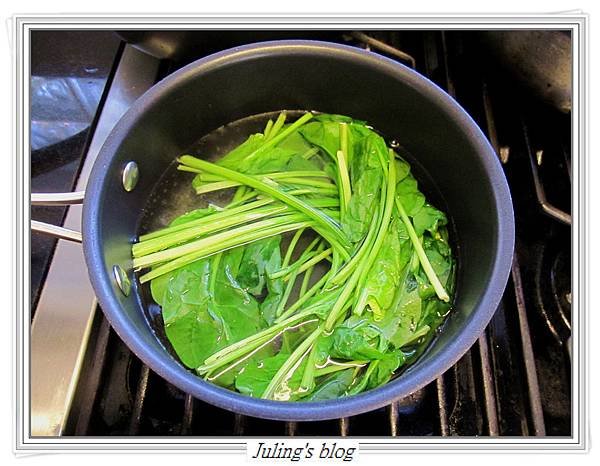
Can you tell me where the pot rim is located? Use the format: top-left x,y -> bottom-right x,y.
83,40 -> 515,421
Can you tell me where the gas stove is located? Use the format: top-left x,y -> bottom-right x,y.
30,29 -> 572,437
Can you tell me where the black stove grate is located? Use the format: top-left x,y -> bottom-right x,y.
63,30 -> 572,437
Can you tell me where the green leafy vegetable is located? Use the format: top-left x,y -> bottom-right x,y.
132,111 -> 456,402
302,369 -> 356,401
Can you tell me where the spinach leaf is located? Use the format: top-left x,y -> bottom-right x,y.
150,259 -> 211,326
150,259 -> 221,368
313,333 -> 333,366
151,247 -> 265,369
301,369 -> 356,401
361,219 -> 403,319
342,170 -> 381,242
330,326 -> 386,361
235,351 -> 308,400
237,237 -> 282,296
165,307 -> 221,369
210,249 -> 263,340
216,133 -> 266,169
313,113 -> 356,124
299,120 -> 342,160
412,203 -> 447,236
260,272 -> 284,326
396,176 -> 425,216
235,352 -> 290,397
239,147 -> 297,174
388,283 -> 423,349
342,134 -> 386,242
394,157 -> 411,183
366,351 -> 405,390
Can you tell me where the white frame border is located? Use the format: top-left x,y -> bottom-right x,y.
13,13 -> 588,454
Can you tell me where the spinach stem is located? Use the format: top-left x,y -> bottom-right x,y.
231,186 -> 247,204
263,119 -> 274,139
275,239 -> 323,317
275,267 -> 300,318
245,112 -> 312,163
274,271 -> 332,323
135,214 -> 306,268
265,112 -> 286,142
199,332 -> 277,376
209,253 -> 222,295
395,197 -> 450,302
300,342 -> 319,391
177,165 -> 202,174
325,152 -> 396,328
337,123 -> 352,209
353,150 -> 398,315
195,170 -> 331,183
347,361 -> 379,396
206,326 -> 283,382
200,310 -> 317,370
298,262 -> 315,297
336,150 -> 352,211
193,175 -> 336,196
138,220 -> 311,283
310,226 -> 350,262
270,238 -> 321,280
261,325 -> 323,400
283,248 -> 332,282
194,180 -> 239,194
177,155 -> 349,251
314,360 -> 367,378
340,122 -> 349,163
327,206 -> 380,286
282,228 -> 305,268
225,189 -> 258,208
138,198 -> 274,242
133,205 -> 290,257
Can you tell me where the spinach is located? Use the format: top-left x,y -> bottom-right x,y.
215,133 -> 266,170
360,219 -> 404,320
236,349 -> 310,401
412,203 -> 447,236
133,111 -> 456,401
366,352 -> 406,390
235,353 -> 290,397
301,369 -> 356,401
396,176 -> 425,216
237,237 -> 282,297
151,248 -> 264,370
330,326 -> 386,361
164,307 -> 221,369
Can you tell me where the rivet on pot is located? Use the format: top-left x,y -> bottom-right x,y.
122,161 -> 139,192
113,265 -> 131,297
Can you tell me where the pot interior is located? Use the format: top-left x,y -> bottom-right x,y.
85,41 -> 512,420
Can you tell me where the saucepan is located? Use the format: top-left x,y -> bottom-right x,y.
31,40 -> 514,421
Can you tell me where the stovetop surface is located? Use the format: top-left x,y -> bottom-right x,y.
30,29 -> 572,437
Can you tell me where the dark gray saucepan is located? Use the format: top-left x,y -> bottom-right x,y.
34,40 -> 514,421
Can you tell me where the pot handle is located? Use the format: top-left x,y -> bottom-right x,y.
31,191 -> 85,243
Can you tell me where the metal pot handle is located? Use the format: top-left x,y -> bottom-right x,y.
31,191 -> 85,243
